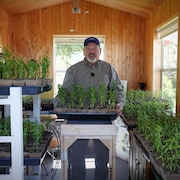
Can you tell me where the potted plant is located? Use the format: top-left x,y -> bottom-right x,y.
76,85 -> 87,112
56,84 -> 67,112
0,117 -> 11,157
122,89 -> 169,129
0,108 -> 53,159
135,109 -> 180,178
26,59 -> 40,79
23,120 -> 32,150
126,89 -> 180,179
1,48 -> 15,79
22,119 -> 52,158
40,53 -> 52,87
23,96 -> 33,110
0,53 -> 4,79
31,122 -> 44,150
108,81 -> 118,111
40,53 -> 50,79
0,117 -> 11,136
25,59 -> 42,87
41,98 -> 54,111
0,48 -> 15,86
68,84 -> 78,111
22,120 -> 51,158
12,56 -> 26,86
98,83 -> 108,112
88,86 -> 97,111
54,82 -> 127,113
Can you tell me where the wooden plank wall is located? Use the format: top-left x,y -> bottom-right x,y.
148,0 -> 180,114
8,0 -> 146,97
0,9 -> 10,52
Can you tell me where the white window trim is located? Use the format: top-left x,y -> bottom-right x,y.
53,35 -> 105,96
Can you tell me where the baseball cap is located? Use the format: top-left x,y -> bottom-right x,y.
84,37 -> 100,46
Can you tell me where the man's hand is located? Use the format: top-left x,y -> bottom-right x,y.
117,103 -> 123,116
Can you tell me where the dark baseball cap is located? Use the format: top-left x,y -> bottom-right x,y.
84,37 -> 100,46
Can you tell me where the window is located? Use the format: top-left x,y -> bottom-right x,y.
156,17 -> 178,113
53,36 -> 105,96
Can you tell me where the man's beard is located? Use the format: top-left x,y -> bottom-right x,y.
86,57 -> 97,64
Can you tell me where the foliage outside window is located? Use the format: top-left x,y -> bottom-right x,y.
156,17 -> 178,114
161,31 -> 178,113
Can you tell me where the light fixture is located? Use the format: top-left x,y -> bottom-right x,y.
70,0 -> 81,14
69,29 -> 76,32
84,10 -> 89,14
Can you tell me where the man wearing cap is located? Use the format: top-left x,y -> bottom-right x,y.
61,37 -> 124,111
54,37 -> 125,180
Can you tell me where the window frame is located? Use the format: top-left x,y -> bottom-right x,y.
53,35 -> 105,96
154,17 -> 178,113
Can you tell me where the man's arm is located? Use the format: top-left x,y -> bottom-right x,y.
110,66 -> 125,114
53,67 -> 75,108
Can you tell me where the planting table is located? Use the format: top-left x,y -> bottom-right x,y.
59,112 -> 117,180
129,130 -> 180,180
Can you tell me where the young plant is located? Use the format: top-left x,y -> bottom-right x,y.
98,83 -> 107,108
57,84 -> 67,107
88,86 -> 97,109
76,85 -> 87,108
135,91 -> 180,173
26,59 -> 40,79
3,117 -> 11,136
32,122 -> 44,150
15,57 -> 26,79
0,53 -> 4,78
108,81 -> 118,109
1,48 -> 15,79
0,117 -> 4,135
40,53 -> 50,79
68,84 -> 78,108
0,117 -> 11,136
157,137 -> 180,172
23,120 -> 31,149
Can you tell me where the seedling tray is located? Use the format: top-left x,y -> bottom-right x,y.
0,86 -> 52,95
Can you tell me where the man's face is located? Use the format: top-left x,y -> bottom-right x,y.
83,42 -> 101,64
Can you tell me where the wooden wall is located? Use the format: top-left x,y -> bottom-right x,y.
0,9 -> 10,52
7,1 -> 146,97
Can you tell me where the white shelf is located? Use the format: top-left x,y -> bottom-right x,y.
0,86 -> 48,180
0,87 -> 24,180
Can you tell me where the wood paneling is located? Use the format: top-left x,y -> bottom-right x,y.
0,0 -> 165,17
8,1 -> 146,95
0,9 -> 10,52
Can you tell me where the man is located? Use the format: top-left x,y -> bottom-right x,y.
54,37 -> 125,180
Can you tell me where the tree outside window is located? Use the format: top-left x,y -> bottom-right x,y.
161,31 -> 178,113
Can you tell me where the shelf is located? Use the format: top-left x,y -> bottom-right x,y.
0,86 -> 52,180
54,111 -> 117,122
0,157 -> 43,166
0,85 -> 52,95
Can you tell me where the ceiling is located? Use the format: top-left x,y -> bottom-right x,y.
0,0 -> 165,17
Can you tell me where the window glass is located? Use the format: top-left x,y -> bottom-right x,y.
162,32 -> 178,69
161,31 -> 178,113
